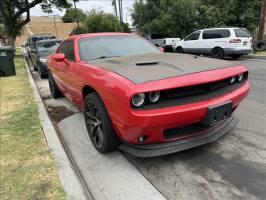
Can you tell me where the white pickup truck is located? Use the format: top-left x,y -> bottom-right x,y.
147,34 -> 180,52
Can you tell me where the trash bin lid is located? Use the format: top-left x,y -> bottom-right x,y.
0,46 -> 14,52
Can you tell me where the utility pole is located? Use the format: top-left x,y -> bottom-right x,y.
118,0 -> 124,32
258,0 -> 266,40
73,0 -> 80,28
53,15 -> 59,38
112,0 -> 118,18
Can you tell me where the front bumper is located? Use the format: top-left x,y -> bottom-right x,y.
120,117 -> 238,157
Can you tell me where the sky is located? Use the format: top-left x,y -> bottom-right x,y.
30,0 -> 136,24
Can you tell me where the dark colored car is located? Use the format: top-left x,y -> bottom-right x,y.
31,39 -> 62,78
25,34 -> 56,67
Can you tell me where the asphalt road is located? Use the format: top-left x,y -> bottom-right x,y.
26,53 -> 266,200
125,59 -> 266,200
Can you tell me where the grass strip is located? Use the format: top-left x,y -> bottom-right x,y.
0,56 -> 65,200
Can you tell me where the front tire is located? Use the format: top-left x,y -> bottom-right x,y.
38,64 -> 47,79
175,46 -> 184,53
48,71 -> 62,99
84,93 -> 119,153
211,47 -> 224,59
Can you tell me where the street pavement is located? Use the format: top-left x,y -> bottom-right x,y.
125,59 -> 266,200
27,55 -> 266,200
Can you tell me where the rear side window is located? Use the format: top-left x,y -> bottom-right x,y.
234,29 -> 251,37
58,41 -> 75,61
202,29 -> 230,39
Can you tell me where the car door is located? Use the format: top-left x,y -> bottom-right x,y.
201,29 -> 231,54
56,40 -> 78,102
182,31 -> 201,54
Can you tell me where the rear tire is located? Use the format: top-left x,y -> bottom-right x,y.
0,71 -> 5,77
211,47 -> 224,59
48,71 -> 62,99
84,92 -> 119,153
231,55 -> 241,60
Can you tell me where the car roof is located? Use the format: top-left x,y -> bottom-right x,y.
199,27 -> 242,31
36,39 -> 62,44
68,32 -> 134,40
30,34 -> 55,38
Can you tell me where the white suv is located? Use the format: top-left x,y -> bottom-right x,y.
173,28 -> 253,59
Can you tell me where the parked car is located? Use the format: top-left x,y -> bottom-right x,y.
173,28 -> 253,59
48,33 -> 250,157
25,34 -> 56,67
31,39 -> 62,78
147,34 -> 180,52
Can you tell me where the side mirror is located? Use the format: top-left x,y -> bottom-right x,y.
159,47 -> 165,52
54,53 -> 66,62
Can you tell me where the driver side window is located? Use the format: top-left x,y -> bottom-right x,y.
185,31 -> 200,41
58,41 -> 76,61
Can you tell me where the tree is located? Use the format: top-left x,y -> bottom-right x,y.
62,8 -> 87,23
70,26 -> 87,35
85,10 -> 121,33
197,0 -> 261,34
0,0 -> 70,47
131,0 -> 261,38
131,0 -> 197,38
0,24 -> 6,43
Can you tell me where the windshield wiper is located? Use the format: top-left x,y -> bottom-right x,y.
87,55 -> 121,61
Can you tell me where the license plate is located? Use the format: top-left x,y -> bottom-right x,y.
243,41 -> 247,46
203,101 -> 232,126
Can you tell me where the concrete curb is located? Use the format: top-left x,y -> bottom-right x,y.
24,58 -> 88,200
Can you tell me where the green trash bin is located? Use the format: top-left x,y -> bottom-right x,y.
0,46 -> 16,77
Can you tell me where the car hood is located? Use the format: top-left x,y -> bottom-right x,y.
88,53 -> 235,84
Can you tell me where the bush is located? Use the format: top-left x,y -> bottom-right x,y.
85,10 -> 121,33
62,8 -> 87,23
70,26 -> 87,35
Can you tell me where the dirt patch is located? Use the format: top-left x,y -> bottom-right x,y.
42,95 -> 52,100
47,105 -> 74,124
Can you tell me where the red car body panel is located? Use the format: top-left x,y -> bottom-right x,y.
48,33 -> 250,148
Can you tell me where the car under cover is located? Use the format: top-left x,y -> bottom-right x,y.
88,53 -> 235,84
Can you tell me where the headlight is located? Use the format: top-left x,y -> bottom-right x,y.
39,57 -> 47,63
148,91 -> 160,103
237,74 -> 244,82
230,76 -> 236,84
132,93 -> 145,107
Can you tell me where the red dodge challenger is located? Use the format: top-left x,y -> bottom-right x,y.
47,32 -> 250,157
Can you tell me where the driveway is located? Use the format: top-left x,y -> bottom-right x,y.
125,59 -> 266,200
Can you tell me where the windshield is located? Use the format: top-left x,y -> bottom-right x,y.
234,29 -> 251,38
78,35 -> 160,61
37,41 -> 61,55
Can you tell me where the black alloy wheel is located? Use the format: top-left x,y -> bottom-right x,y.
84,93 -> 119,153
85,101 -> 104,149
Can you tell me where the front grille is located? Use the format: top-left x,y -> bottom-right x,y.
135,72 -> 248,110
163,123 -> 209,140
164,78 -> 230,99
